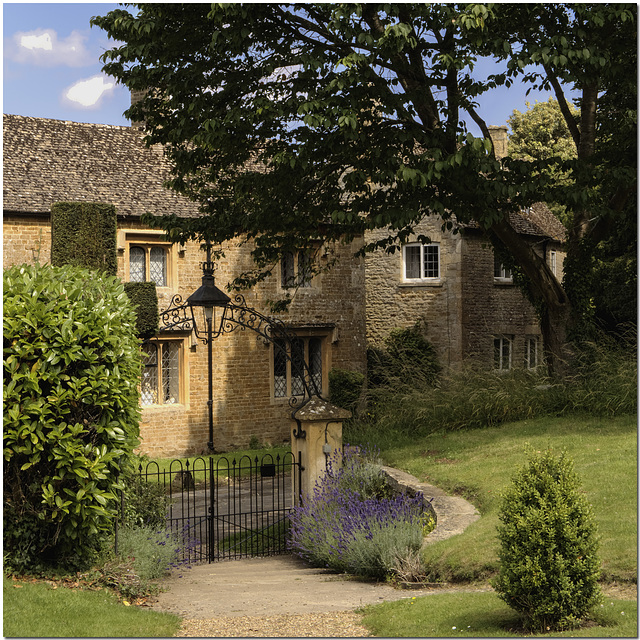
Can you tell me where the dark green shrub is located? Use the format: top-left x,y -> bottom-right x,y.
328,368 -> 365,414
3,263 -> 141,572
493,448 -> 602,632
119,460 -> 169,530
367,322 -> 441,389
50,202 -> 118,276
123,282 -> 159,340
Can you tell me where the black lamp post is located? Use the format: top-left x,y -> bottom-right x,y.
186,242 -> 231,452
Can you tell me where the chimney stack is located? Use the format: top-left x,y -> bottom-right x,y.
488,125 -> 508,159
130,89 -> 147,130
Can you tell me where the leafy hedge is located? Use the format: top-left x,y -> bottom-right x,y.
123,282 -> 159,340
50,202 -> 118,276
3,263 -> 141,571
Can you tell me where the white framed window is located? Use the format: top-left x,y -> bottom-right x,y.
141,339 -> 182,405
549,250 -> 557,277
128,243 -> 170,286
273,335 -> 324,398
281,250 -> 313,289
402,243 -> 440,281
494,335 -> 513,371
493,255 -> 513,281
525,336 -> 540,370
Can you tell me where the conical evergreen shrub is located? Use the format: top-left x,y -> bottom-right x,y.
493,448 -> 602,632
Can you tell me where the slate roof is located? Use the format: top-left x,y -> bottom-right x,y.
2,114 -> 200,218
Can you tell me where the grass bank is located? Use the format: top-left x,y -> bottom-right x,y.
3,575 -> 181,637
374,414 -> 637,584
360,590 -> 637,637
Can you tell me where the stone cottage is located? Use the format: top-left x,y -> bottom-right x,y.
3,113 -> 367,457
365,127 -> 566,372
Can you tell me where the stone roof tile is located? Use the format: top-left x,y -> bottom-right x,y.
3,114 -> 200,218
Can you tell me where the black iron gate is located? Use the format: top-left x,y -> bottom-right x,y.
136,451 -> 302,563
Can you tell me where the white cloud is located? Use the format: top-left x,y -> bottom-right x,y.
21,33 -> 53,51
9,29 -> 91,67
63,75 -> 115,108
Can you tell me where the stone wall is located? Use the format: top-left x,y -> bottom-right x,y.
460,229 -> 542,367
364,217 -> 464,368
4,212 -> 367,457
3,214 -> 52,267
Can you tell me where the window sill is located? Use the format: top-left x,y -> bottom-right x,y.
493,279 -> 514,286
399,280 -> 443,288
141,403 -> 186,410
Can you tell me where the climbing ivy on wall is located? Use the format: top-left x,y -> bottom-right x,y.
51,202 -> 118,276
123,282 -> 159,340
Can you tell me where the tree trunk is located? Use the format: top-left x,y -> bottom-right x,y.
491,216 -> 573,379
539,298 -> 573,379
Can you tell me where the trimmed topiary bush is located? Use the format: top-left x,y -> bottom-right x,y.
3,263 -> 141,572
493,448 -> 602,632
50,202 -> 118,276
123,282 -> 159,340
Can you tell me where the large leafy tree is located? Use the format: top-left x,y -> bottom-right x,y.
91,3 -> 636,377
508,98 -> 636,334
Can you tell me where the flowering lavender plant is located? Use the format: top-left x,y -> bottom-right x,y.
288,446 -> 434,579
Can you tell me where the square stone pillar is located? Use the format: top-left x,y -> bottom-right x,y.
291,398 -> 351,503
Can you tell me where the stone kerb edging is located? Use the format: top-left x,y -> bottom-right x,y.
381,466 -> 480,546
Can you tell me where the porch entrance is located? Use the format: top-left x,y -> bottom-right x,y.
136,451 -> 302,563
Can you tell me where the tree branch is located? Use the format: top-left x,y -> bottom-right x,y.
543,63 -> 581,149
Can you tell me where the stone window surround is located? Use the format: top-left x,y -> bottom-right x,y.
401,241 -> 442,284
140,333 -> 190,410
269,328 -> 332,402
119,228 -> 180,289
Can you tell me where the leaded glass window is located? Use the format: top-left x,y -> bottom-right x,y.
130,246 -> 146,283
273,339 -> 288,398
128,244 -> 169,286
281,252 -> 295,288
308,337 -> 323,392
272,335 -> 324,398
149,246 -> 167,286
290,338 -> 305,396
140,340 -> 180,405
141,343 -> 158,405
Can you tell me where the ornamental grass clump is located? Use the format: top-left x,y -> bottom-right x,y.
288,447 -> 433,579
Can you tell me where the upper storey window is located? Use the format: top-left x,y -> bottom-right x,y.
402,243 -> 440,281
130,245 -> 168,286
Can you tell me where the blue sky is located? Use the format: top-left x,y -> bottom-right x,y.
3,2 -> 558,131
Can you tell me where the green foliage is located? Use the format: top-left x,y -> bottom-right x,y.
116,526 -> 185,583
91,4 -> 637,376
119,465 -> 170,530
368,322 -> 441,390
493,448 -> 602,632
123,282 -> 159,340
508,98 -> 577,223
289,447 -> 434,580
351,337 -> 636,443
3,263 -> 141,572
50,202 -> 118,276
328,368 -> 365,414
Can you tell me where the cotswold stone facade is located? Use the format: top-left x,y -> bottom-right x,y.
365,205 -> 566,371
3,114 -> 366,457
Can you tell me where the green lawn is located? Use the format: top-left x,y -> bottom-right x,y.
360,591 -> 637,637
3,576 -> 181,637
377,414 -> 637,584
356,413 -> 637,637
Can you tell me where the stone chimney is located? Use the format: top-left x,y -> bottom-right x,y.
130,89 -> 147,130
488,125 -> 508,159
